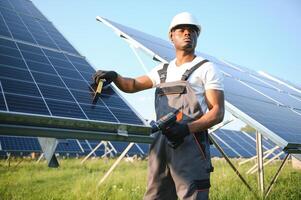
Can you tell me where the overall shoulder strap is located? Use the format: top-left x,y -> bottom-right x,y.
181,59 -> 209,81
157,63 -> 169,83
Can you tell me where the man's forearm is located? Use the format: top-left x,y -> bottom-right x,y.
188,105 -> 224,134
113,74 -> 153,93
114,75 -> 138,93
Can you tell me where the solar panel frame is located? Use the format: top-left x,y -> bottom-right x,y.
0,111 -> 152,143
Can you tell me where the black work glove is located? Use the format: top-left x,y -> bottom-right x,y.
92,70 -> 118,85
90,70 -> 118,99
162,122 -> 190,149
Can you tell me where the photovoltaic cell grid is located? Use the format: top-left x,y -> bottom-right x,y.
0,0 -> 144,125
97,17 -> 301,149
0,136 -> 82,153
0,0 -> 78,54
111,141 -> 149,156
56,139 -> 82,153
85,140 -> 109,156
81,140 -> 150,156
210,129 -> 284,159
0,135 -> 149,156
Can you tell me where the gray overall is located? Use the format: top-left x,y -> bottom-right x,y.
144,60 -> 213,200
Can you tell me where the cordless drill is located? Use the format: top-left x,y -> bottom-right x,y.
150,109 -> 184,148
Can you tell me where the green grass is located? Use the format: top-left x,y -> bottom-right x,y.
0,157 -> 300,200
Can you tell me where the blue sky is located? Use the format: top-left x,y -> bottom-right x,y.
31,0 -> 301,128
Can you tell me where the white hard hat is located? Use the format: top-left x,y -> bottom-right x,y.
168,12 -> 201,36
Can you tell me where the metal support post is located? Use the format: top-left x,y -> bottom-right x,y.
134,143 -> 145,155
129,44 -> 150,74
256,131 -> 264,196
247,146 -> 280,174
101,146 -> 116,158
97,142 -> 135,187
81,141 -> 104,164
85,139 -> 96,157
208,134 -> 258,198
6,152 -> 11,167
240,146 -> 278,166
207,119 -> 257,196
250,151 -> 284,174
264,154 -> 290,199
239,154 -> 258,166
14,159 -> 23,167
107,141 -> 118,155
101,149 -> 114,158
37,153 -> 44,163
38,137 -> 59,168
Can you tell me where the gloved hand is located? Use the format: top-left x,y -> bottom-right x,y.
162,122 -> 190,149
92,70 -> 118,85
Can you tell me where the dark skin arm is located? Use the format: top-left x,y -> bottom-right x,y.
188,89 -> 225,133
113,74 -> 153,93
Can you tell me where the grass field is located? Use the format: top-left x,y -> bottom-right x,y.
0,157 -> 300,200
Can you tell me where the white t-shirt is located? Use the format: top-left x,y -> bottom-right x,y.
147,56 -> 224,113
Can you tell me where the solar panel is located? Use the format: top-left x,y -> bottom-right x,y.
0,136 -> 82,153
77,140 -> 93,155
0,135 -> 40,152
96,17 -> 301,152
0,133 -> 149,156
0,0 -> 151,143
210,129 -> 284,159
56,139 -> 82,153
111,141 -> 149,156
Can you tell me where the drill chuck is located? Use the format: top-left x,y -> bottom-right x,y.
150,110 -> 179,133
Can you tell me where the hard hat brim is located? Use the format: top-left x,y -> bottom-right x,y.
169,24 -> 201,36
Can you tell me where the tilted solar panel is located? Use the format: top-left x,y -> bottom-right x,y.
111,141 -> 149,156
77,140 -> 92,154
96,17 -> 301,152
210,129 -> 284,159
0,135 -> 40,152
0,136 -> 82,153
56,139 -> 82,153
0,39 -> 143,124
0,0 -> 151,143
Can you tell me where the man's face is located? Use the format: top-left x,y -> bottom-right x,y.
170,25 -> 198,52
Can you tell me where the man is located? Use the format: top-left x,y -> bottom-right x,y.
93,12 -> 224,200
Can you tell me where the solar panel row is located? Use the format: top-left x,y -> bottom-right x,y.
0,130 -> 283,159
0,136 -> 81,153
0,135 -> 149,156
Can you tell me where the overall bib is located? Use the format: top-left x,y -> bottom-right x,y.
144,60 -> 213,200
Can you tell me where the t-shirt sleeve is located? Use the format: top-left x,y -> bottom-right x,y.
147,63 -> 164,88
203,62 -> 224,91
